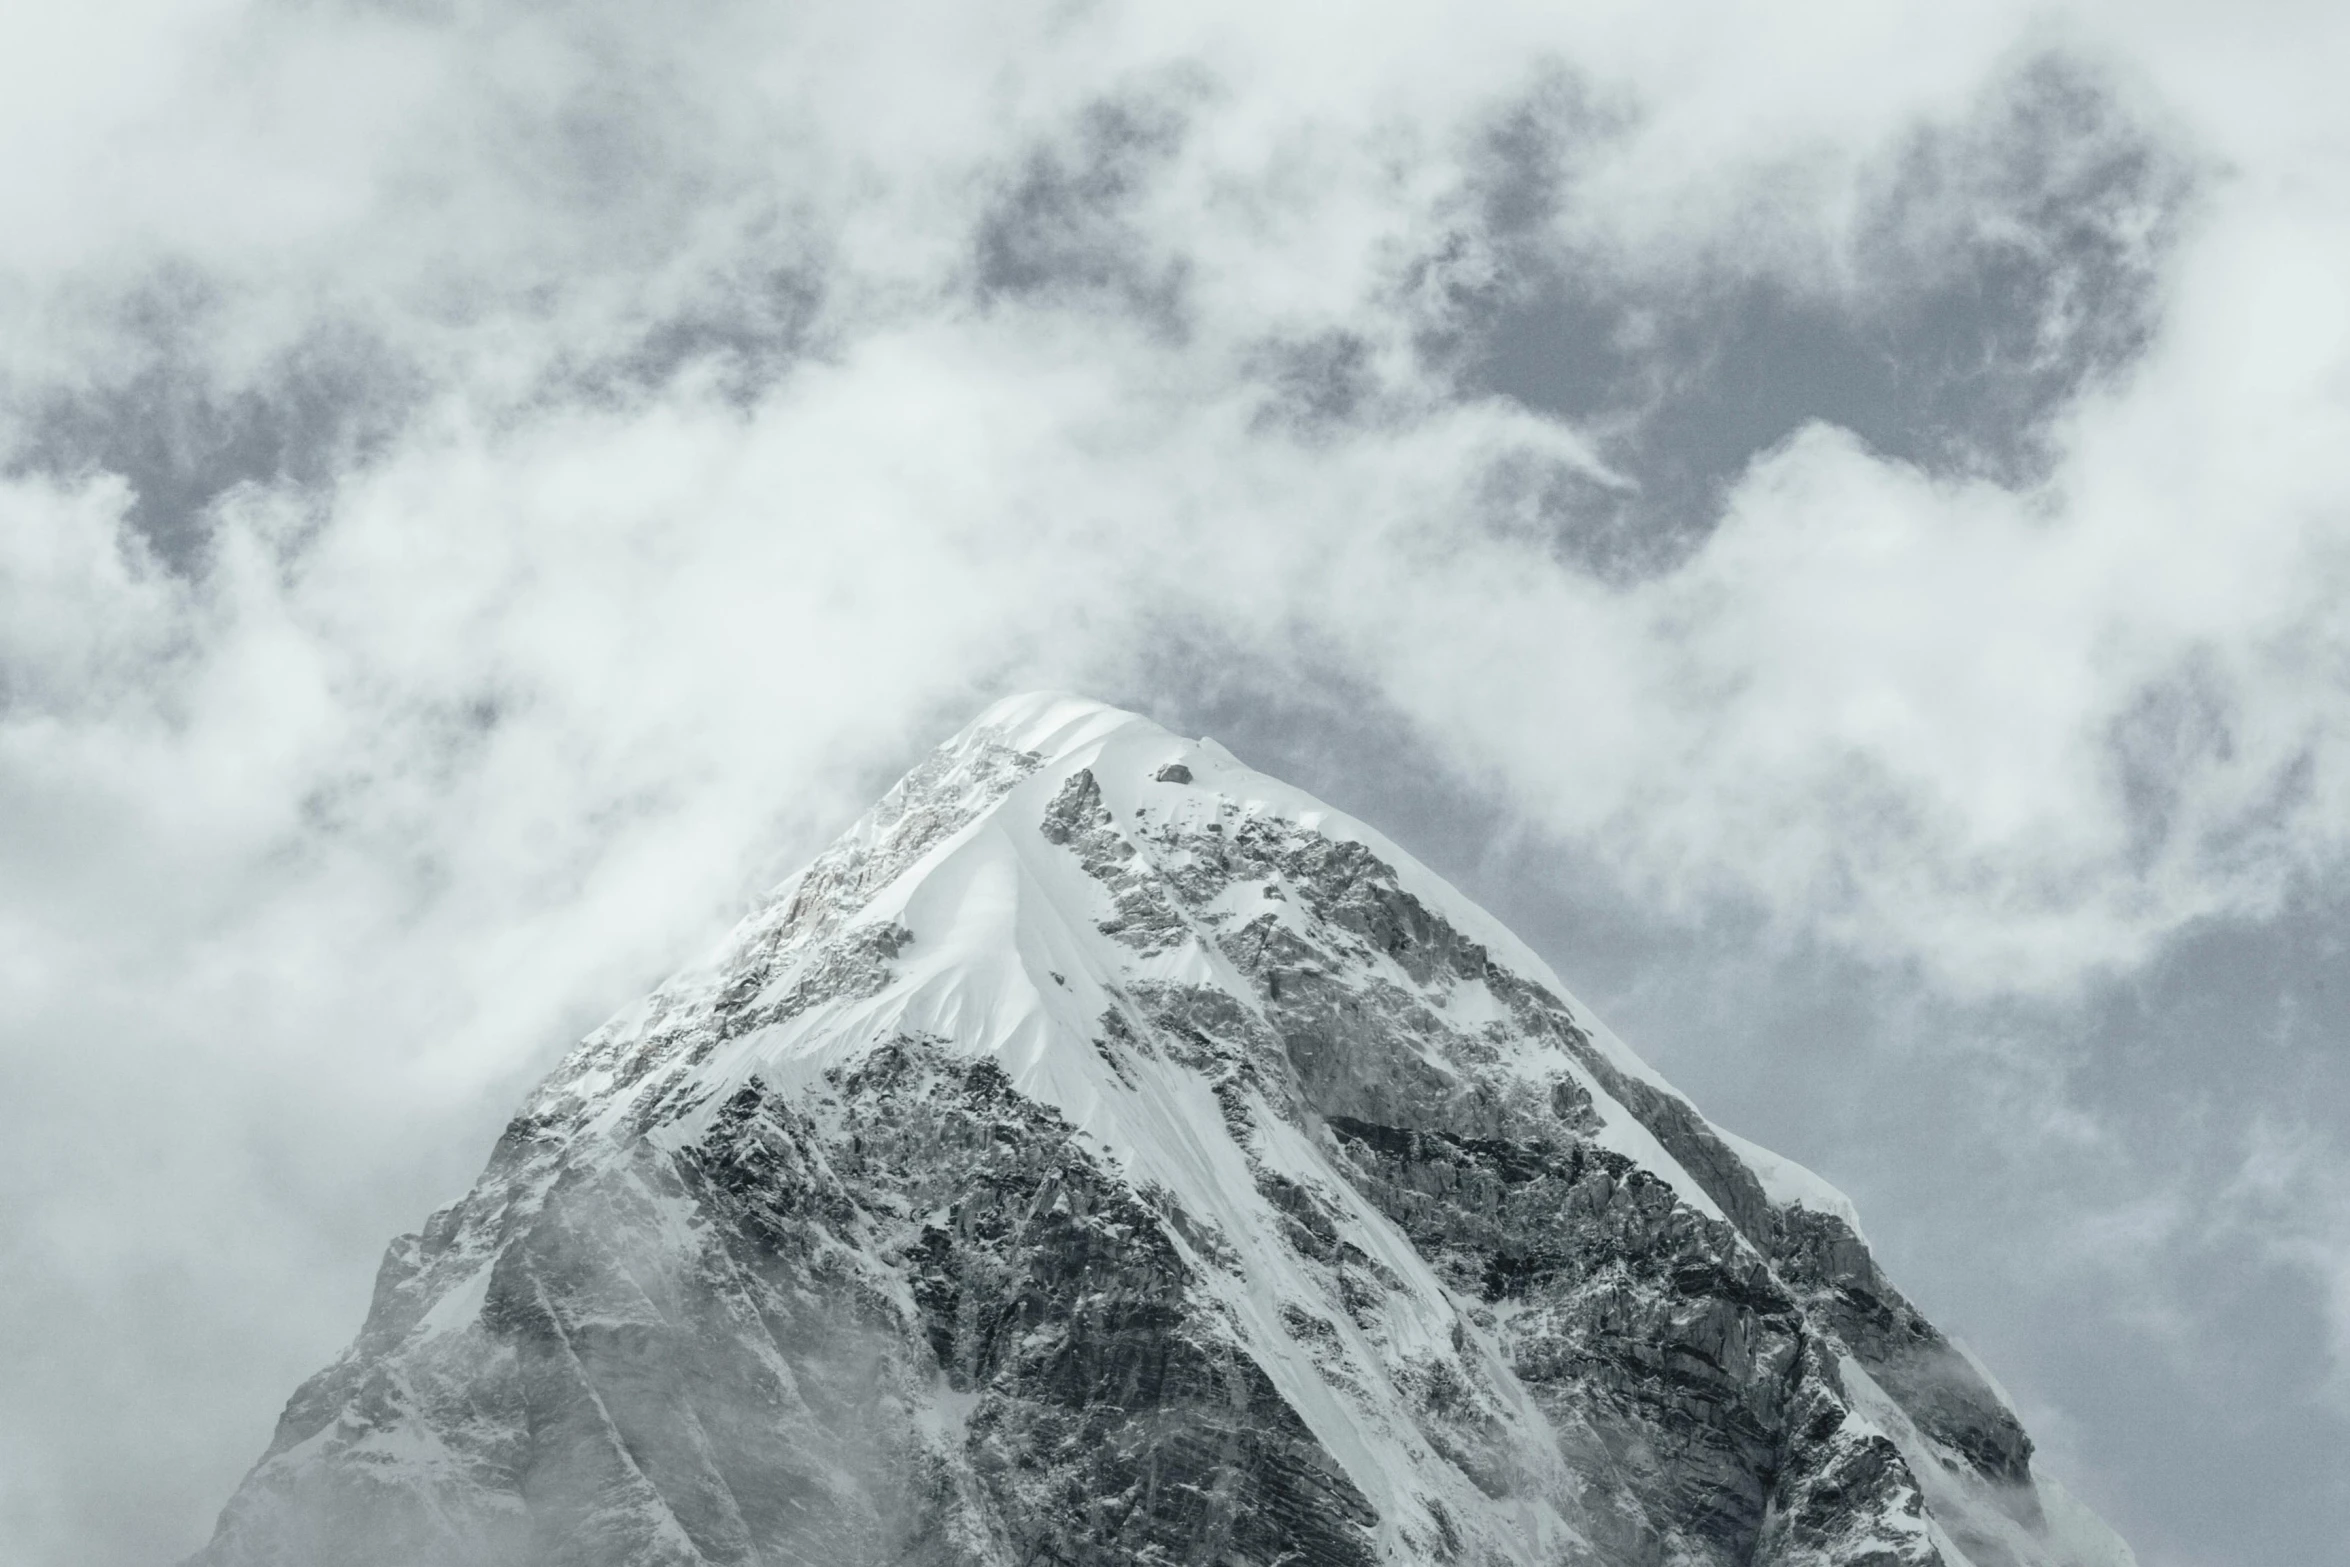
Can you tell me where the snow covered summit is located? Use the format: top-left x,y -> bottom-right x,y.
191,692 -> 2134,1567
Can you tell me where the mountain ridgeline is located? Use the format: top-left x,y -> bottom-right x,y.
191,694 -> 2135,1567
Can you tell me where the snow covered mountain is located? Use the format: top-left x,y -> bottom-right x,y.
191,693 -> 2135,1567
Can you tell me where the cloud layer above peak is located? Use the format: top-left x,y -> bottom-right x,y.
7,1 -> 2339,991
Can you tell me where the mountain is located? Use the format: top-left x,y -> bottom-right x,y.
190,693 -> 2135,1567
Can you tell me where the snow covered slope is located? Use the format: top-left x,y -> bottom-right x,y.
191,693 -> 2135,1567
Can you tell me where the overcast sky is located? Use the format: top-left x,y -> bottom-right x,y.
2,3 -> 2346,1564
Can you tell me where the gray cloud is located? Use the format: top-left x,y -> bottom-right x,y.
1246,329 -> 1383,436
523,242 -> 829,421
1435,55 -> 2193,578
7,287 -> 420,574
974,86 -> 1202,336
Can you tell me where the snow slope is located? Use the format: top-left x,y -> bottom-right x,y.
191,693 -> 2135,1567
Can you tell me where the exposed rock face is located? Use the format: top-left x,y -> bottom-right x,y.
191,694 -> 2136,1567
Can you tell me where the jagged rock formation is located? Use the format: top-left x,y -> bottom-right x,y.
191,694 -> 2136,1567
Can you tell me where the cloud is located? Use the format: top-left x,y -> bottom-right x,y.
3,2 -> 2350,1564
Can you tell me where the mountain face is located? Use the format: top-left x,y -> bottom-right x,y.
192,694 -> 2134,1567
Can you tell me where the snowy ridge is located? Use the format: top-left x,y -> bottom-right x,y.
190,693 -> 2135,1567
1711,1125 -> 1871,1245
569,693 -> 1753,1223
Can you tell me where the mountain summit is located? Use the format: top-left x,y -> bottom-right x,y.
193,693 -> 2133,1567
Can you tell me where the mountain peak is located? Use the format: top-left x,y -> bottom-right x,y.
190,696 -> 2135,1567
957,687 -> 1156,755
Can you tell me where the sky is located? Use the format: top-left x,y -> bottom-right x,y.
1,2 -> 2346,1563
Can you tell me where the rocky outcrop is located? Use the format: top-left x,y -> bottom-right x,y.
191,693 -> 2135,1567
